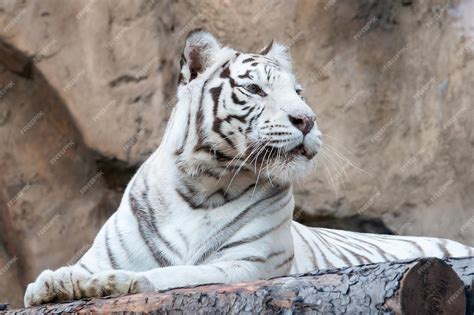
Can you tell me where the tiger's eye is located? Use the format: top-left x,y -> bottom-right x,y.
244,84 -> 266,97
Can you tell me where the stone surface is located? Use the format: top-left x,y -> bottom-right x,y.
0,0 -> 473,307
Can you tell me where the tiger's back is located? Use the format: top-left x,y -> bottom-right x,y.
291,221 -> 474,273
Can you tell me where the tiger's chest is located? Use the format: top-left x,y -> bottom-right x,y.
121,173 -> 295,270
158,209 -> 247,264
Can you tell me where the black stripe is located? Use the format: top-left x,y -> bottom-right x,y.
265,65 -> 271,81
75,278 -> 86,298
177,178 -> 201,208
194,144 -> 234,161
261,56 -> 278,64
214,265 -> 227,275
220,188 -> 285,232
177,229 -> 190,251
202,169 -> 221,179
245,107 -> 264,134
179,163 -> 221,179
438,239 -> 450,257
240,256 -> 266,263
114,214 -> 131,259
214,121 -> 235,148
220,216 -> 290,251
216,164 -> 247,172
178,183 -> 256,210
313,231 -> 344,268
265,193 -> 292,215
220,67 -> 236,87
176,187 -> 200,209
338,245 -> 365,265
237,70 -> 252,79
129,192 -> 171,266
225,106 -> 256,124
142,178 -> 182,258
267,250 -> 285,260
316,229 -> 369,265
231,92 -> 246,105
312,229 -> 348,267
210,84 -> 236,149
293,224 -> 320,269
347,233 -> 398,261
325,229 -> 391,261
105,223 -> 119,269
370,234 -> 427,256
275,253 -> 294,269
237,87 -> 251,97
78,262 -> 93,275
141,180 -> 183,259
211,184 -> 255,205
210,84 -> 223,117
194,63 -> 227,153
354,234 -> 403,260
195,188 -> 285,264
194,86 -> 206,151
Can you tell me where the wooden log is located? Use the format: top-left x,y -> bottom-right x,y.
4,257 -> 473,314
446,257 -> 474,315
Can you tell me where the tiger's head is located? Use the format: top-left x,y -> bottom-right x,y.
174,29 -> 322,184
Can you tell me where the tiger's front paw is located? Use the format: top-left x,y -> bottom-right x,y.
24,267 -> 90,307
82,270 -> 154,298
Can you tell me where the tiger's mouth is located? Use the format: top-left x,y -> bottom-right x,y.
287,144 -> 316,159
249,143 -> 316,165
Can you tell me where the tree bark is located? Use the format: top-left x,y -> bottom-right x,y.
5,257 -> 473,314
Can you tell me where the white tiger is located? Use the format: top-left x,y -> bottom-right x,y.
24,29 -> 474,307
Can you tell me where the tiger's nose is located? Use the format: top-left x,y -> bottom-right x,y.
289,114 -> 315,136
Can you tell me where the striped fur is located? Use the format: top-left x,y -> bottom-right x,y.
25,30 -> 473,307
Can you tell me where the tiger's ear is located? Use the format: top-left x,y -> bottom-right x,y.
259,40 -> 291,70
259,39 -> 274,55
178,29 -> 222,85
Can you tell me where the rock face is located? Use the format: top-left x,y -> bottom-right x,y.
0,0 -> 472,307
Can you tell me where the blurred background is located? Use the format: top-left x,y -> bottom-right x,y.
0,0 -> 473,307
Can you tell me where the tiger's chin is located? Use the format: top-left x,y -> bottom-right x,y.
262,154 -> 318,184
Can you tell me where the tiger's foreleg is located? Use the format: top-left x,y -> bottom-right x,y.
131,260 -> 269,291
24,261 -> 270,306
85,260 -> 269,295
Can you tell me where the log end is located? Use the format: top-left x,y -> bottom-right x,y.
388,258 -> 466,315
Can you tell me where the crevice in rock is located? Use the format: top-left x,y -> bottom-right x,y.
109,74 -> 148,88
0,40 -> 34,80
294,206 -> 394,234
93,153 -> 139,193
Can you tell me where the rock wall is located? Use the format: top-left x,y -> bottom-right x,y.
0,0 -> 472,307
